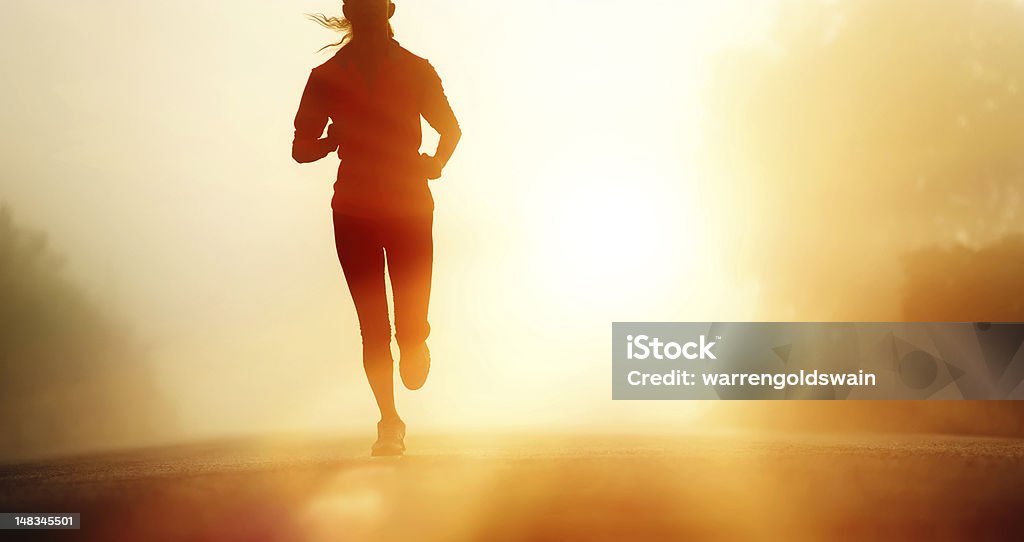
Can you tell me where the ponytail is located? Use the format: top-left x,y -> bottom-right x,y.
308,12 -> 395,51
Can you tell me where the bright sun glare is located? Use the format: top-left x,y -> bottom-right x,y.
525,158 -> 698,314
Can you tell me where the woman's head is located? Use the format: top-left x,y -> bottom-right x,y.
344,0 -> 395,37
310,0 -> 395,49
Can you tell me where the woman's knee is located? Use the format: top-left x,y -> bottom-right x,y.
359,322 -> 392,345
359,325 -> 392,366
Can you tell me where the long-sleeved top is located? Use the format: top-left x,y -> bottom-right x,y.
293,39 -> 460,217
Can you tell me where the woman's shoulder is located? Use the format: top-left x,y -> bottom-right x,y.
315,47 -> 351,71
305,48 -> 354,86
392,42 -> 437,72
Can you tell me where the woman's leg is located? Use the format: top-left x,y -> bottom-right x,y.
333,212 -> 400,422
383,213 -> 434,385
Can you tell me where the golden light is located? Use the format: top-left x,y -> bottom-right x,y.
523,157 -> 699,315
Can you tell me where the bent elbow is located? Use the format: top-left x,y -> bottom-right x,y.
292,146 -> 312,164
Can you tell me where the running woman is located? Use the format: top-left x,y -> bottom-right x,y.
291,0 -> 462,456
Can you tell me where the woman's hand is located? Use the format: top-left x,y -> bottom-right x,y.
420,153 -> 443,180
323,122 -> 342,156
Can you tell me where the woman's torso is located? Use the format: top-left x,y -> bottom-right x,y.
313,41 -> 433,217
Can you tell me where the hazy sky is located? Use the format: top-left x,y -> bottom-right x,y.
1,0 -> 779,438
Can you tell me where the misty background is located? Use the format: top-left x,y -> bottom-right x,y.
2,0 -> 1023,461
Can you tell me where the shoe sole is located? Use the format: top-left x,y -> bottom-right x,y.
400,363 -> 430,390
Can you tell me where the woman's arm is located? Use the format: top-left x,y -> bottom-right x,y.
420,62 -> 462,178
292,70 -> 339,164
433,123 -> 462,168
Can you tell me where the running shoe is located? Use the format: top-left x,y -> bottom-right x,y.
371,419 -> 406,457
399,342 -> 431,390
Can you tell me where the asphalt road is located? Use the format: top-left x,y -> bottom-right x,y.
1,433 -> 1022,541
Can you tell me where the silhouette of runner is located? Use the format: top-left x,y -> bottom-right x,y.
292,0 -> 461,456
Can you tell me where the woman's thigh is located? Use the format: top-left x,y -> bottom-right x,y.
382,214 -> 434,344
333,213 -> 391,342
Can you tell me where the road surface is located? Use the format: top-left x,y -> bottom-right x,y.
1,433 -> 1022,540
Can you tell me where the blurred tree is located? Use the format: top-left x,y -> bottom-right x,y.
701,0 -> 1024,434
704,0 -> 1024,321
902,235 -> 1024,321
0,203 -> 176,461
